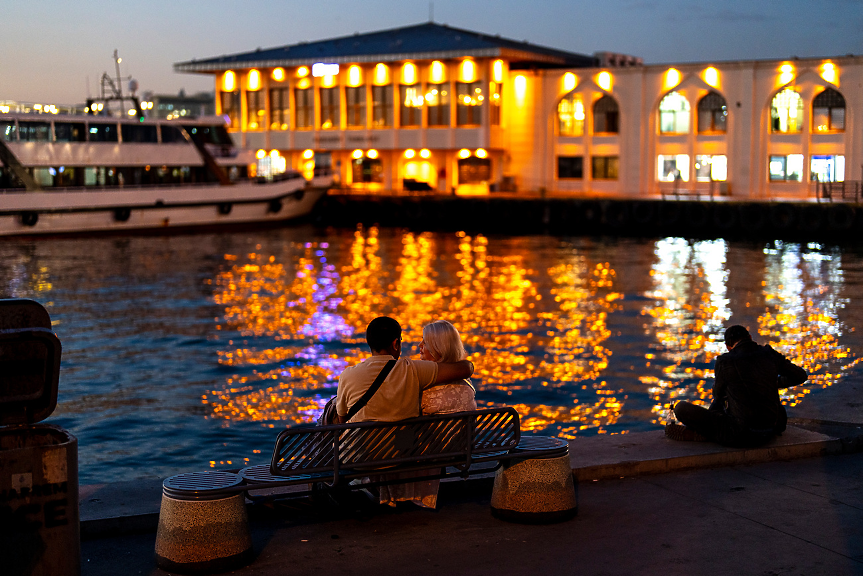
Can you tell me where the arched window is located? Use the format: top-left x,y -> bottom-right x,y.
812,88 -> 845,132
659,91 -> 690,134
771,88 -> 803,133
697,92 -> 727,133
593,95 -> 619,134
558,93 -> 585,136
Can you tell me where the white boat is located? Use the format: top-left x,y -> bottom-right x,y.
0,112 -> 331,236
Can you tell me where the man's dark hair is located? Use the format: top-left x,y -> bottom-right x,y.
366,316 -> 401,352
724,325 -> 752,347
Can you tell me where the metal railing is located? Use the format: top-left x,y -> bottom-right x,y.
817,181 -> 862,203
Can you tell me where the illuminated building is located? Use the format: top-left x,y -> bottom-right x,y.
175,22 -> 862,199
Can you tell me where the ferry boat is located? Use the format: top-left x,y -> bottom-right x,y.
0,112 -> 332,236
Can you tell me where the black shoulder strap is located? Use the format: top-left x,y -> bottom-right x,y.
346,359 -> 396,421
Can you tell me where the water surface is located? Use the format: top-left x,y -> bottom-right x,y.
1,225 -> 860,484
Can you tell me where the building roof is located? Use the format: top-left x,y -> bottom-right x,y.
174,22 -> 597,74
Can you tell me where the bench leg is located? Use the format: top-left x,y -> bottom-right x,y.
490,454 -> 578,523
155,493 -> 253,574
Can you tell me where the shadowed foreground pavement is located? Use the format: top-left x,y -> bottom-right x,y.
82,451 -> 863,576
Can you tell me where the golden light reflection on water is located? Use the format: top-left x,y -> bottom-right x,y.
206,228 -> 623,439
643,239 -> 860,424
205,231 -> 861,445
643,239 -> 730,424
758,242 -> 862,406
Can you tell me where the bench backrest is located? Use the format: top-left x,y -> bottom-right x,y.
270,407 -> 520,476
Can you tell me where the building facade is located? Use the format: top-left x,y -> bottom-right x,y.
174,23 -> 862,199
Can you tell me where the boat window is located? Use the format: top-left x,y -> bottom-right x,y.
121,124 -> 158,143
18,122 -> 51,142
88,123 -> 118,142
160,125 -> 185,143
181,125 -> 233,146
55,122 -> 86,142
0,121 -> 16,141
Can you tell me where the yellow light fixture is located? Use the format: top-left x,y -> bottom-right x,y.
430,60 -> 445,83
779,63 -> 794,85
374,63 -> 389,85
663,68 -> 681,90
248,69 -> 261,91
402,62 -> 417,85
270,149 -> 280,158
419,148 -> 431,159
272,67 -> 285,81
256,149 -> 266,159
222,71 -> 236,92
458,148 -> 471,159
297,77 -> 311,89
597,71 -> 612,91
348,65 -> 362,87
460,59 -> 476,83
352,149 -> 363,160
703,66 -> 719,88
297,66 -> 310,78
514,75 -> 527,101
302,149 -> 314,160
322,74 -> 336,88
563,72 -> 577,92
475,148 -> 488,159
367,149 -> 379,159
127,109 -> 136,116
492,60 -> 504,83
404,149 -> 416,159
820,62 -> 837,84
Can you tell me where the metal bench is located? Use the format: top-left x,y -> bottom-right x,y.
156,408 -> 577,573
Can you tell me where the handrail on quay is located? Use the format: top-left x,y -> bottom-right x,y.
818,180 -> 863,204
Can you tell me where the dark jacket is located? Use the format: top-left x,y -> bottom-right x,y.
713,340 -> 808,431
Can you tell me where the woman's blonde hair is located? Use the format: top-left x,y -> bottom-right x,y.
422,320 -> 466,363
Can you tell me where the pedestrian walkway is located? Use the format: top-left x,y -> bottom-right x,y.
79,382 -> 863,575
82,450 -> 863,575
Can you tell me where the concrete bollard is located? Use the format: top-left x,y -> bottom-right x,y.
155,472 -> 253,574
490,453 -> 578,524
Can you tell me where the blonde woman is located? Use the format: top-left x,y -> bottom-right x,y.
378,320 -> 476,509
419,320 -> 477,414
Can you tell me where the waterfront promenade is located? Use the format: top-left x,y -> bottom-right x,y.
80,378 -> 863,575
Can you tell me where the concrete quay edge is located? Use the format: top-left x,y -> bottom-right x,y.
78,422 -> 861,540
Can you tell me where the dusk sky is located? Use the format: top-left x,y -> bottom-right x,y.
4,0 -> 862,105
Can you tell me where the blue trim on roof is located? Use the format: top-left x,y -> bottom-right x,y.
175,22 -> 596,71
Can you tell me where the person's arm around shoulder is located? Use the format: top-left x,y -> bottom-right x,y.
434,359 -> 474,385
766,345 -> 808,388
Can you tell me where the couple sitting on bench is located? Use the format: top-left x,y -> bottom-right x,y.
335,316 -> 477,508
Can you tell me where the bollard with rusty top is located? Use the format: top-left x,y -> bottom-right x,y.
0,298 -> 79,576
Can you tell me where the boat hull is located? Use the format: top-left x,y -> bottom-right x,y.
0,177 -> 329,236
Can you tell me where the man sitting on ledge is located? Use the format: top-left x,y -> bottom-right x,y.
666,325 -> 808,447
